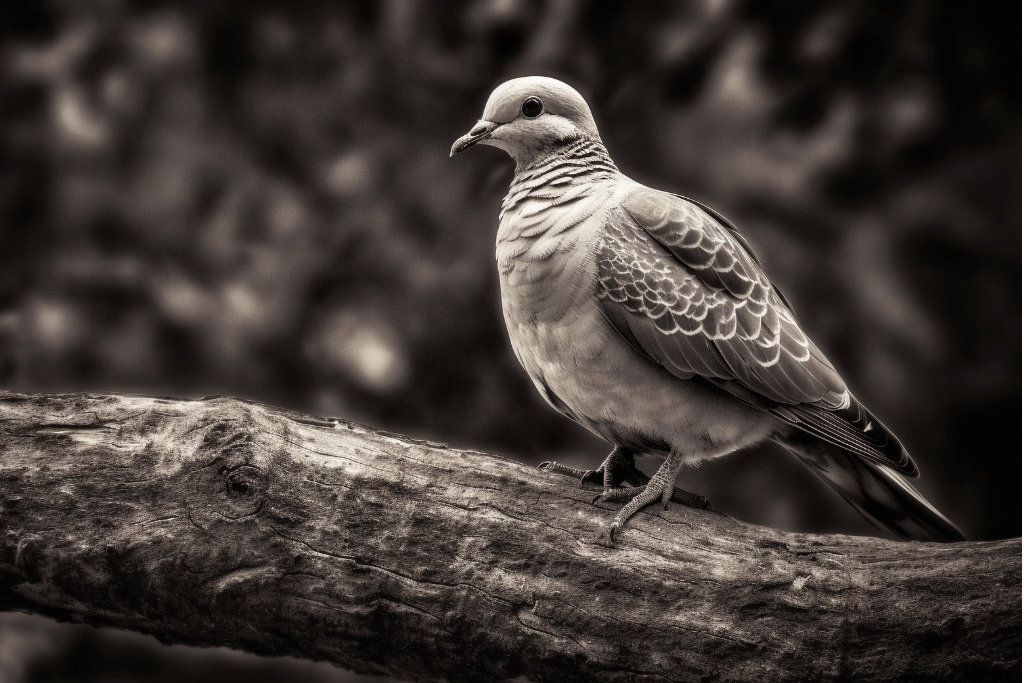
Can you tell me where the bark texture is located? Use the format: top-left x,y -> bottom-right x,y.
0,391 -> 1019,682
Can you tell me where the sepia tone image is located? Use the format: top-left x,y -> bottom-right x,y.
0,1 -> 1019,681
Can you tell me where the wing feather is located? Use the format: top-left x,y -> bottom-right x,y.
597,187 -> 917,476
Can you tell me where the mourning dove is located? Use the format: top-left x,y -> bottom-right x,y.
451,76 -> 963,543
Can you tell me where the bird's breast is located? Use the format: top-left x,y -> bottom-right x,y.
493,177 -> 775,456
496,184 -> 609,354
494,181 -> 635,428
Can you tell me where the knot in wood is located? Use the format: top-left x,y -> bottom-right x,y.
187,421 -> 268,528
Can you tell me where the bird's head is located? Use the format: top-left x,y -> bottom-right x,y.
450,76 -> 602,168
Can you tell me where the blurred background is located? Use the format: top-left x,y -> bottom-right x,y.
0,0 -> 1018,681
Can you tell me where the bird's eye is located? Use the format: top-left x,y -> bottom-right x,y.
521,97 -> 543,118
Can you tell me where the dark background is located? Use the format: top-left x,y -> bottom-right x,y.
0,1 -> 1018,681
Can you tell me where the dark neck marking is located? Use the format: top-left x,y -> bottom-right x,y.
503,138 -> 619,214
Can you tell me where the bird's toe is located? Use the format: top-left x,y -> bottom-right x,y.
593,485 -> 645,505
537,461 -> 589,480
670,487 -> 711,510
579,467 -> 604,487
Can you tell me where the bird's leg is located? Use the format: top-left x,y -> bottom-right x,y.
593,450 -> 698,541
595,445 -> 636,488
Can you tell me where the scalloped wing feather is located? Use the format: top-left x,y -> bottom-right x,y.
597,187 -> 917,476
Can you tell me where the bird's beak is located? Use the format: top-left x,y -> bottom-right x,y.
450,120 -> 499,157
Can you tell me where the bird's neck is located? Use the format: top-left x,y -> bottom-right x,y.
502,138 -> 619,215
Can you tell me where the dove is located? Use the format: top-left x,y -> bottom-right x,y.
451,76 -> 964,543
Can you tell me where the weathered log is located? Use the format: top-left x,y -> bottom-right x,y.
0,391 -> 1019,682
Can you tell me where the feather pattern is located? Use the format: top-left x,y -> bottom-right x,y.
596,187 -> 918,476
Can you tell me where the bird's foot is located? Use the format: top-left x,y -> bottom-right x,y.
537,462 -> 607,489
536,461 -> 605,487
591,451 -> 711,542
537,445 -> 636,488
536,461 -> 590,480
591,485 -> 645,504
594,479 -> 675,542
592,480 -> 710,512
665,486 -> 711,511
539,448 -> 711,514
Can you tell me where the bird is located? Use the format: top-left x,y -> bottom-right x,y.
450,76 -> 964,543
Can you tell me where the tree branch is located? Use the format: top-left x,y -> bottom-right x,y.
0,391 -> 1019,682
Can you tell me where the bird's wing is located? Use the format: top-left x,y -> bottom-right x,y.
596,186 -> 916,476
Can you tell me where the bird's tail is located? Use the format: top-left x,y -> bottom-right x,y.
774,430 -> 965,542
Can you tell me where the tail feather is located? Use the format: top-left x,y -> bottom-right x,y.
775,430 -> 965,542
